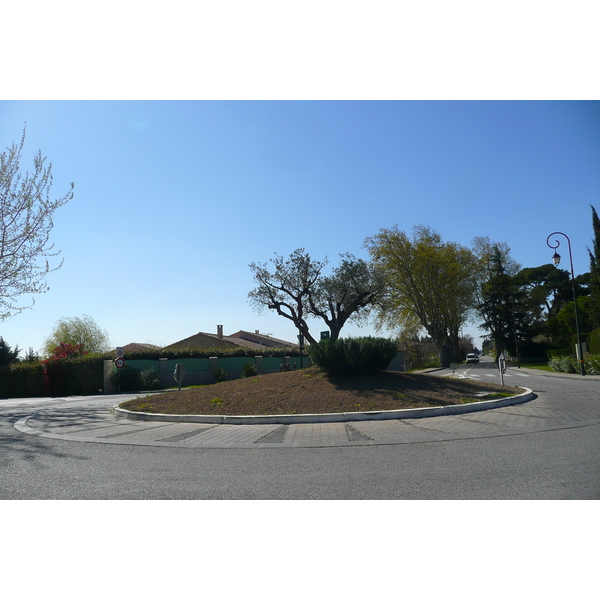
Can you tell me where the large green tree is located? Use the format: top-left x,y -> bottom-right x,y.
365,225 -> 477,367
0,127 -> 74,320
515,264 -> 573,321
547,296 -> 595,346
42,315 -> 111,356
248,249 -> 384,344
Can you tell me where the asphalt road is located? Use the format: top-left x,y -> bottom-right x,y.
1,357 -> 598,499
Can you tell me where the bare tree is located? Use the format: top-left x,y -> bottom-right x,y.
248,249 -> 384,344
0,127 -> 74,320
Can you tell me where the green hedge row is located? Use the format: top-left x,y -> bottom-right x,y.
0,363 -> 46,398
308,337 -> 398,377
94,345 -> 300,361
0,355 -> 106,398
44,355 -> 105,396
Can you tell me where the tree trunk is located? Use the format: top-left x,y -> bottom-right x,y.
438,343 -> 454,368
429,329 -> 454,367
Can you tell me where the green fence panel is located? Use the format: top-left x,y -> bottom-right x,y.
261,357 -> 287,371
124,360 -> 160,372
218,357 -> 250,372
172,358 -> 211,372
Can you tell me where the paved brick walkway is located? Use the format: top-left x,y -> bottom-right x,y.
14,390 -> 600,448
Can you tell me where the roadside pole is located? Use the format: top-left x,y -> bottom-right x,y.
115,347 -> 125,393
499,353 -> 506,385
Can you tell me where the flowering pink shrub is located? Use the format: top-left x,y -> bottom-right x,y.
45,342 -> 87,361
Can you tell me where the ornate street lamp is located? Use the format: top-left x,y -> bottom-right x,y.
546,232 -> 585,376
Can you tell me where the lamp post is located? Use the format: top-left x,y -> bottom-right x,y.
546,232 -> 585,376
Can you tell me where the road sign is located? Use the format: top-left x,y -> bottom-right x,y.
116,347 -> 124,358
115,357 -> 125,369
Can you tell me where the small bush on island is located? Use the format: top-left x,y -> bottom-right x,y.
308,336 -> 398,377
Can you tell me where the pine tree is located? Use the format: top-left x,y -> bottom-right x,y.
0,337 -> 19,366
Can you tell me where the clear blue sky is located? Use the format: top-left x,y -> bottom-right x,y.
2,100 -> 598,355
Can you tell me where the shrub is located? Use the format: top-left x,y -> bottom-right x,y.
308,337 -> 398,377
589,329 -> 600,355
242,363 -> 258,377
140,367 -> 161,390
584,353 -> 600,375
549,352 -> 600,375
548,355 -> 578,373
214,367 -> 227,383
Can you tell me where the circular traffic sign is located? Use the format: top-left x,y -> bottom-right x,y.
115,357 -> 125,369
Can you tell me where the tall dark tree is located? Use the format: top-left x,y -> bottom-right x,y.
587,204 -> 600,328
472,238 -> 525,359
0,336 -> 19,366
477,246 -> 518,359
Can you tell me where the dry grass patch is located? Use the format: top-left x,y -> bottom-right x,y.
119,367 -> 521,416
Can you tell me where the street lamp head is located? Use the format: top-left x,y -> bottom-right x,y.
552,251 -> 561,266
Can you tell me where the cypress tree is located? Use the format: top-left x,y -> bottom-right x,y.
588,205 -> 600,328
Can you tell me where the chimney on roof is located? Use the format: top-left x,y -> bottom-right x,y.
255,330 -> 260,334
217,325 -> 223,339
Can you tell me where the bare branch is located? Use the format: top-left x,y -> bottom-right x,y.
0,126 -> 74,320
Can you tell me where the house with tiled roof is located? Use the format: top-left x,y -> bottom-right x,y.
164,325 -> 298,351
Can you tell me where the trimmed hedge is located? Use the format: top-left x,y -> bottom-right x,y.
44,354 -> 106,396
588,329 -> 600,355
308,337 -> 398,377
0,355 -> 105,398
109,345 -> 299,360
0,363 -> 45,398
0,345 -> 304,398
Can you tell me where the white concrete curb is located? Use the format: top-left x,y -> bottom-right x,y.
112,387 -> 534,425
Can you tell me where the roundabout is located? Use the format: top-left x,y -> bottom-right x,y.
15,385 -> 584,449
